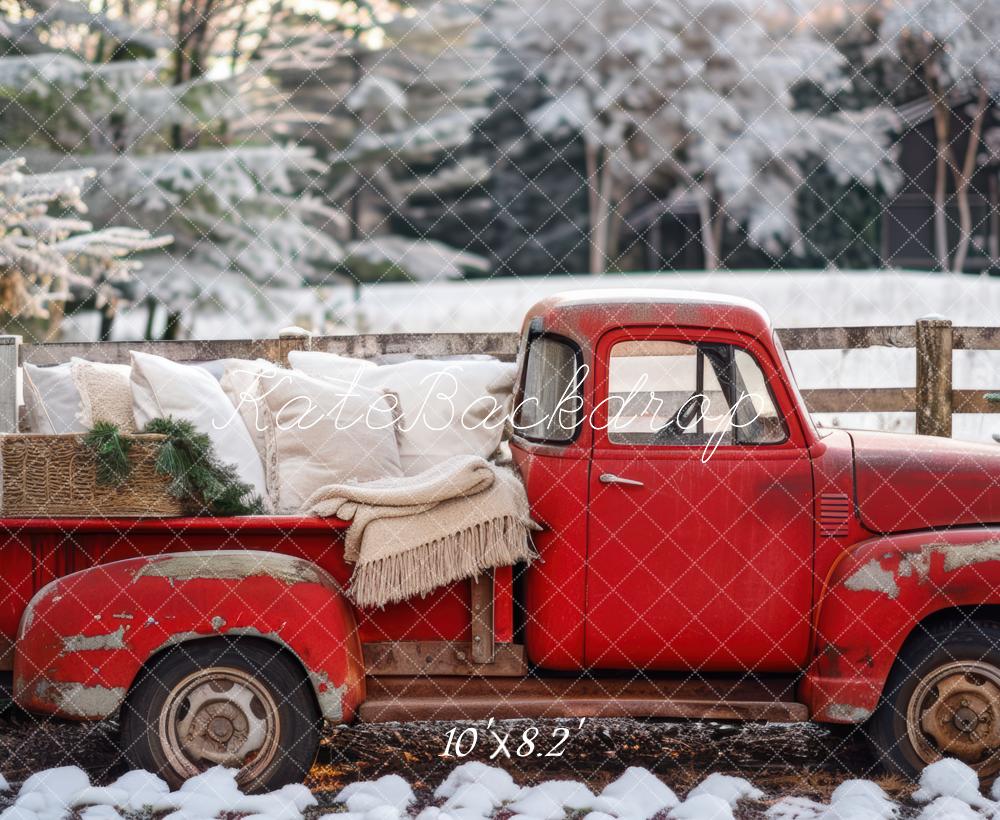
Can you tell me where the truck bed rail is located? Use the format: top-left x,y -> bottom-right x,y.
0,318 -> 995,437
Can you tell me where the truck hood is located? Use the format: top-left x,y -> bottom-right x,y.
850,429 -> 1000,534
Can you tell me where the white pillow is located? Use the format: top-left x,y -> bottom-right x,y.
130,351 -> 268,505
71,358 -> 136,432
23,362 -> 84,434
287,350 -> 376,380
257,368 -> 403,514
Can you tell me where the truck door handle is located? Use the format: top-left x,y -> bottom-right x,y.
599,473 -> 645,487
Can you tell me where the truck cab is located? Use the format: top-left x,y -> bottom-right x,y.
510,289 -> 1000,778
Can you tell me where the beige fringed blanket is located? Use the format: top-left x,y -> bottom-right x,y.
304,455 -> 537,607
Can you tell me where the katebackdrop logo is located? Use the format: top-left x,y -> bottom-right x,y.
214,363 -> 768,463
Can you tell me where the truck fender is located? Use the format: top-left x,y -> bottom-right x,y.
13,550 -> 365,722
801,528 -> 1000,723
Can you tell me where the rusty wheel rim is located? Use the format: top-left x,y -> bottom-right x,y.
160,666 -> 280,785
907,660 -> 1000,777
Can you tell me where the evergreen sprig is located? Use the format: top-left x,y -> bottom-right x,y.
81,418 -> 264,516
143,417 -> 265,516
82,421 -> 133,486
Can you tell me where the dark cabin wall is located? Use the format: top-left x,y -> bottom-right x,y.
883,102 -> 999,271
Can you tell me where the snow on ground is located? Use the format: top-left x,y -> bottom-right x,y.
74,269 -> 1000,443
0,766 -> 315,820
1,758 -> 1000,820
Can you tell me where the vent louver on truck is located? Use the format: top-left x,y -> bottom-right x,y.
818,493 -> 851,537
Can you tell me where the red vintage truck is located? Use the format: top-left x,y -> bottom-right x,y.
3,290 -> 1000,790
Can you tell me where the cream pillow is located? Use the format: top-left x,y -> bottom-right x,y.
71,358 -> 136,432
219,359 -> 282,463
257,369 -> 402,514
130,351 -> 268,505
374,360 -> 516,474
288,355 -> 516,474
23,362 -> 84,434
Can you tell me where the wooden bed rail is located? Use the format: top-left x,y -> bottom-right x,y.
1,317 -> 999,436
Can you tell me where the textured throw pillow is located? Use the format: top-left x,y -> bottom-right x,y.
219,359 -> 282,463
257,368 -> 403,514
286,350 -> 376,380
23,362 -> 85,434
71,358 -> 136,432
130,351 -> 268,505
288,354 -> 516,475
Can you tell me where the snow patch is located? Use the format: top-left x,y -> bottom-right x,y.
913,760 -> 991,808
80,807 -> 124,820
336,774 -> 415,813
3,766 -> 91,820
595,767 -> 679,818
435,762 -> 523,804
767,779 -> 897,820
670,793 -> 734,820
916,796 -> 983,820
418,807 -> 487,820
687,773 -> 763,808
507,781 -> 597,820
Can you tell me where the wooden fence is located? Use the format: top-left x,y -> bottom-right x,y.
0,317 -> 996,437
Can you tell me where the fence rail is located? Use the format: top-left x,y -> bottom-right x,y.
2,317 -> 997,437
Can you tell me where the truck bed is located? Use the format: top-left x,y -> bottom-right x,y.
0,516 -> 515,672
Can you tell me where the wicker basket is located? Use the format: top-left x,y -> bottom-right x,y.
1,434 -> 189,518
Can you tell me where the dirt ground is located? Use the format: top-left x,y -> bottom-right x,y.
0,705 -> 915,816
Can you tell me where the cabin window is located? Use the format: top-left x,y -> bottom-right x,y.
606,340 -> 786,446
515,334 -> 582,443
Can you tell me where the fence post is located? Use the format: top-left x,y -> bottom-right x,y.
277,326 -> 312,366
915,317 -> 953,437
0,335 -> 20,434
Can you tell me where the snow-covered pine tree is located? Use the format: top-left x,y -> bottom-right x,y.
270,0 -> 494,282
488,0 -> 900,272
0,0 -> 343,338
0,157 -> 169,335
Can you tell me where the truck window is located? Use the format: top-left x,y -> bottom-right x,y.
606,340 -> 786,446
515,335 -> 582,443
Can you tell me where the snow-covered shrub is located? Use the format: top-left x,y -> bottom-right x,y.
0,157 -> 168,322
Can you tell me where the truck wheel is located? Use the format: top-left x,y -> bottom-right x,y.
120,639 -> 321,791
869,620 -> 1000,779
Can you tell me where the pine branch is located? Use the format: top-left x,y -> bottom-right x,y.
81,422 -> 132,486
143,417 -> 265,516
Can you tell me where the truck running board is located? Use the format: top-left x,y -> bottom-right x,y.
359,674 -> 808,723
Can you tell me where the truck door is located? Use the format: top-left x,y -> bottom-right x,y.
585,327 -> 814,671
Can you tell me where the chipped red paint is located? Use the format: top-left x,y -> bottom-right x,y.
803,528 -> 1000,722
13,551 -> 365,721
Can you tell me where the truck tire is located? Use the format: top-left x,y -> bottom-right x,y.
869,619 -> 1000,779
120,638 -> 321,791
